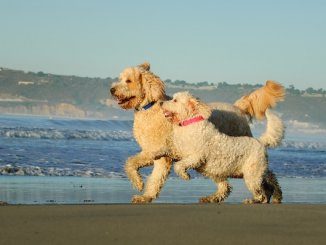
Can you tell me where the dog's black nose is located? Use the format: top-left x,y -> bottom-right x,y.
110,87 -> 116,94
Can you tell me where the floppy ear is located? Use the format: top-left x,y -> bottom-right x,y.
171,113 -> 181,124
188,98 -> 196,112
140,71 -> 165,102
138,62 -> 150,71
188,97 -> 212,119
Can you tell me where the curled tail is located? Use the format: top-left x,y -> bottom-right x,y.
259,109 -> 285,148
234,81 -> 285,120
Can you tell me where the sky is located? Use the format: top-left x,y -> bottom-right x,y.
0,0 -> 325,89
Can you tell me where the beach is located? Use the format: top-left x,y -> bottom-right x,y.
1,204 -> 325,245
2,178 -> 325,245
1,115 -> 326,244
1,176 -> 326,204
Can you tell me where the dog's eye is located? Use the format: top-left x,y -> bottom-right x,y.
126,80 -> 132,83
173,99 -> 177,102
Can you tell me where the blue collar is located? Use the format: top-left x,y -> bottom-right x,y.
136,101 -> 156,111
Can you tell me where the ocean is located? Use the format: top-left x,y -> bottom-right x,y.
0,115 -> 325,204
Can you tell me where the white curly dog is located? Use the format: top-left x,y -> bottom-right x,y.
152,92 -> 285,203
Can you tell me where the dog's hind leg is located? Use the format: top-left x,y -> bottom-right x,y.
264,170 -> 282,204
125,151 -> 156,192
174,156 -> 202,180
132,157 -> 172,204
261,170 -> 278,203
243,169 -> 266,204
199,178 -> 232,203
262,177 -> 273,203
242,158 -> 268,204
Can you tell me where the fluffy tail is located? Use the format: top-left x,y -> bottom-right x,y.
234,81 -> 285,120
259,109 -> 285,148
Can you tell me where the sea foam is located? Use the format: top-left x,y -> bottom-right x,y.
0,127 -> 133,141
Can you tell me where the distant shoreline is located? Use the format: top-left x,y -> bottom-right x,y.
1,67 -> 326,126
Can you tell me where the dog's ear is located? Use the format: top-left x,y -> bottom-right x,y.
188,98 -> 196,112
171,113 -> 180,124
138,62 -> 150,71
188,97 -> 212,119
140,71 -> 165,102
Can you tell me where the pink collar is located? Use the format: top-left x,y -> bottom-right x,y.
179,116 -> 205,127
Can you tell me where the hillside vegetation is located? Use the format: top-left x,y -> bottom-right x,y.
0,67 -> 325,126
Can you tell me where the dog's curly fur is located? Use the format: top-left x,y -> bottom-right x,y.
235,81 -> 285,120
110,62 -> 285,203
157,92 -> 284,203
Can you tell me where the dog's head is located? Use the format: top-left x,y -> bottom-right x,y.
110,62 -> 165,110
161,92 -> 212,124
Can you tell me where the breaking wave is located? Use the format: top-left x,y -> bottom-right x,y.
0,164 -> 126,178
281,140 -> 326,150
0,127 -> 133,141
286,120 -> 326,134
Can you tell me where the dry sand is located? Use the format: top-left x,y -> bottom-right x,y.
0,204 -> 325,245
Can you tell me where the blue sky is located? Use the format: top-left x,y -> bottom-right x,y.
1,0 -> 325,89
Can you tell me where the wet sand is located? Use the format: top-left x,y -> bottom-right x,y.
1,176 -> 326,204
0,204 -> 325,245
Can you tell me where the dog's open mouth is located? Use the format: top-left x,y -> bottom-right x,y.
163,110 -> 174,120
116,96 -> 135,105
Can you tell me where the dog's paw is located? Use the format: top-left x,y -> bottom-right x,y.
131,195 -> 153,204
199,196 -> 212,203
243,199 -> 253,204
179,172 -> 190,181
199,196 -> 222,204
0,201 -> 8,206
174,165 -> 190,180
127,170 -> 144,192
243,198 -> 263,204
271,198 -> 282,204
132,179 -> 144,192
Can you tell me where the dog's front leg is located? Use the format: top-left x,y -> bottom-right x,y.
132,156 -> 172,204
174,156 -> 202,180
125,151 -> 156,191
